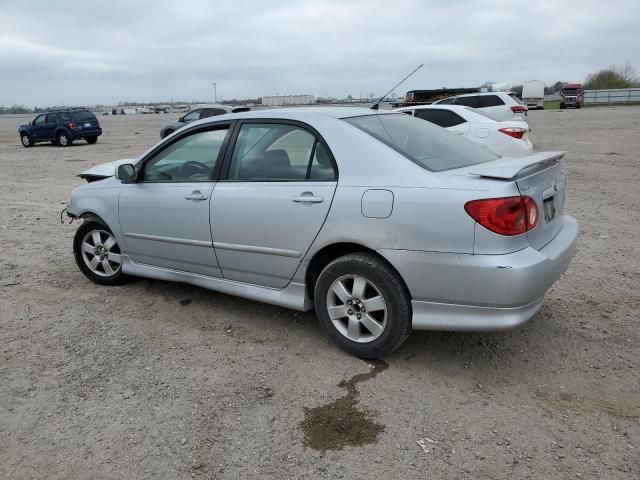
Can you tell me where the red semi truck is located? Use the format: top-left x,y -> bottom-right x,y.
560,83 -> 584,109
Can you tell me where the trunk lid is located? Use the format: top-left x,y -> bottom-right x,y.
465,151 -> 567,250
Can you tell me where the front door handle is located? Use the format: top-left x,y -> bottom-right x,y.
293,192 -> 324,204
185,191 -> 208,201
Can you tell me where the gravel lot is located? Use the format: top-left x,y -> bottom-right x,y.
1,107 -> 639,479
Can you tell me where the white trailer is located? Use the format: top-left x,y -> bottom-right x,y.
522,80 -> 545,110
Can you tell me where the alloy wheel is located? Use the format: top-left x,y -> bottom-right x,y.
326,274 -> 388,343
80,229 -> 122,277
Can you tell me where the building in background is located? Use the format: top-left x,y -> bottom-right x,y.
261,95 -> 315,107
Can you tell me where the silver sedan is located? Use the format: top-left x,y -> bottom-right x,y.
67,107 -> 578,358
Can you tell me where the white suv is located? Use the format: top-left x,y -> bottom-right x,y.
433,92 -> 527,121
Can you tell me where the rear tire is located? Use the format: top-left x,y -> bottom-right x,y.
57,131 -> 72,147
73,220 -> 130,286
560,103 -> 565,109
314,252 -> 412,359
86,136 -> 98,144
21,134 -> 33,147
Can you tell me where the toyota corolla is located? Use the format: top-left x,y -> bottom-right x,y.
66,108 -> 578,358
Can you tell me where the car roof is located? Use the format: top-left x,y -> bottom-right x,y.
206,106 -> 385,121
447,91 -> 514,99
396,104 -> 470,112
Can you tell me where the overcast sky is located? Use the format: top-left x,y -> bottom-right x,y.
1,0 -> 638,106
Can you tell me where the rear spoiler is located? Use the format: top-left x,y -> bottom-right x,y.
468,151 -> 566,180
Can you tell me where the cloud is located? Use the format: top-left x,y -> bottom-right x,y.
0,0 -> 638,106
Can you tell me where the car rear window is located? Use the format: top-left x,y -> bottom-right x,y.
508,93 -> 525,105
344,113 -> 498,172
72,110 -> 97,122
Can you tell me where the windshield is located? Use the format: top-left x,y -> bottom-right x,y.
344,113 -> 498,171
564,89 -> 580,95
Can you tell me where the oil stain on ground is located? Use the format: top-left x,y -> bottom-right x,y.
301,360 -> 389,450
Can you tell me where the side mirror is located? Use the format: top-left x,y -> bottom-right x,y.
30,121 -> 34,126
116,163 -> 136,183
178,116 -> 185,122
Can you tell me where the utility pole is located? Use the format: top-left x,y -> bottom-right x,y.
213,83 -> 217,103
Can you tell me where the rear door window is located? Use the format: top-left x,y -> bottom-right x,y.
45,113 -> 58,123
414,109 -> 463,128
456,96 -> 480,108
228,123 -> 335,181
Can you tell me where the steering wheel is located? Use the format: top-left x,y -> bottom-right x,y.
178,160 -> 209,179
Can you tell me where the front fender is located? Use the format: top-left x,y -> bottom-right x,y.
67,179 -> 124,246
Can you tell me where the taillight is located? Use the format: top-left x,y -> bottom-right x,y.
498,127 -> 527,139
511,106 -> 527,113
465,196 -> 538,236
68,122 -> 77,129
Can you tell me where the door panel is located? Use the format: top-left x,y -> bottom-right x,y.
210,182 -> 336,287
119,183 -> 220,276
117,126 -> 231,276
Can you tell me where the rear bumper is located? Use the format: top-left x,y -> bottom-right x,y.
71,128 -> 102,140
380,215 -> 578,331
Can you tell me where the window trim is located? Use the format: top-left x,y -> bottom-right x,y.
218,119 -> 338,182
135,121 -> 236,183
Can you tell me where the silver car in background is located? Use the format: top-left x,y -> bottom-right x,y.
67,108 -> 578,358
159,104 -> 250,138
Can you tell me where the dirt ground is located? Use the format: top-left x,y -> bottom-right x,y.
1,106 -> 638,479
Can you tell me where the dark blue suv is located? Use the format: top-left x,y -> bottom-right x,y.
19,108 -> 102,147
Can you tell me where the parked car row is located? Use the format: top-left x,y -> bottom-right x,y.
66,106 -> 577,359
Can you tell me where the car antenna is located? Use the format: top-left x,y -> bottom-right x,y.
370,64 -> 424,110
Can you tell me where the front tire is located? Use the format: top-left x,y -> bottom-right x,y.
73,221 -> 129,285
314,252 -> 412,359
86,136 -> 98,144
57,131 -> 72,147
21,134 -> 33,147
163,129 -> 174,138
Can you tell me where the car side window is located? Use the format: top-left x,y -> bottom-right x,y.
182,110 -> 201,122
59,112 -> 72,122
33,115 -> 46,125
141,128 -> 229,182
481,95 -> 505,107
228,123 -> 334,181
414,109 -> 450,127
456,97 -> 479,108
45,113 -> 58,123
201,108 -> 227,118
437,98 -> 455,105
448,112 -> 466,127
401,110 -> 414,115
309,142 -> 337,180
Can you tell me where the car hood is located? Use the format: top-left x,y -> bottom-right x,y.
78,158 -> 136,180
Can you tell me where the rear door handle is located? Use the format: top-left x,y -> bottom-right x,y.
185,191 -> 208,201
293,193 -> 324,204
